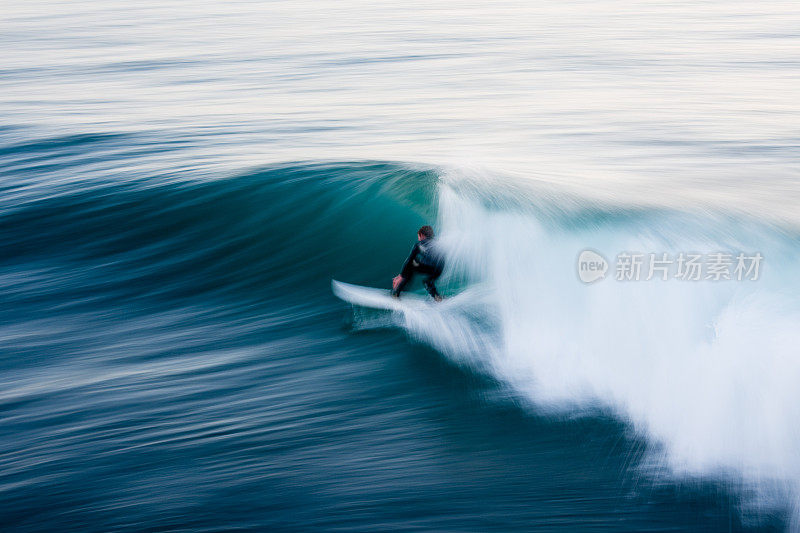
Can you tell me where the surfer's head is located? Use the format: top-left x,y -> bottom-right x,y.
417,225 -> 434,240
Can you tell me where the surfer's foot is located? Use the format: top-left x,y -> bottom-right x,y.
433,295 -> 443,302
391,292 -> 400,299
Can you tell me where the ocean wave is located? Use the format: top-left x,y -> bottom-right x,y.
2,156 -> 798,527
377,168 -> 800,524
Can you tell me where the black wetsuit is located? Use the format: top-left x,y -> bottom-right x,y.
392,237 -> 444,298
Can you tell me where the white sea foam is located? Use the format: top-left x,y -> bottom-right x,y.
398,172 -> 800,521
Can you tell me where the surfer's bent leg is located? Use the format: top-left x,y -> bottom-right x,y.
422,266 -> 442,299
393,263 -> 442,299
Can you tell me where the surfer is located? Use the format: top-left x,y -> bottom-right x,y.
392,225 -> 444,301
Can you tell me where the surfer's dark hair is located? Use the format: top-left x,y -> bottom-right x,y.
418,225 -> 434,238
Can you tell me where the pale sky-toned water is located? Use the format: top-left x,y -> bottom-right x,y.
3,1 -> 799,214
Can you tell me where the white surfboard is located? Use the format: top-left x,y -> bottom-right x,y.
331,280 -> 434,311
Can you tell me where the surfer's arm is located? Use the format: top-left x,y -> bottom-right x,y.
393,243 -> 420,289
399,243 -> 420,275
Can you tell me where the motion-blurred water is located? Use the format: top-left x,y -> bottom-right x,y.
2,1 -> 799,530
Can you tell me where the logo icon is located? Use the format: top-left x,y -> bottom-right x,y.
577,250 -> 608,283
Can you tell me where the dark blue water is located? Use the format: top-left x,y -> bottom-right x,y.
4,1 -> 800,530
0,144 -> 785,530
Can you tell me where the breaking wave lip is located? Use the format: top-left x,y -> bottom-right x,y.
359,167 -> 800,525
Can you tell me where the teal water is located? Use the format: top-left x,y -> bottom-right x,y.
2,2 -> 800,531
